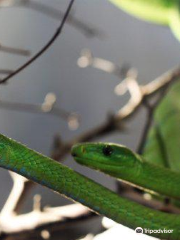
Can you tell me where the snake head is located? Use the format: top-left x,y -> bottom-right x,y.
71,142 -> 142,179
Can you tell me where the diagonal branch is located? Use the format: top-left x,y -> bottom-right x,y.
0,0 -> 75,84
25,0 -> 105,39
0,94 -> 80,130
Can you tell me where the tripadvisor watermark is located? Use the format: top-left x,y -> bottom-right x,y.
135,227 -> 173,234
135,227 -> 143,234
144,229 -> 173,234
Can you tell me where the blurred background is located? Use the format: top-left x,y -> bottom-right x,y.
0,0 -> 179,239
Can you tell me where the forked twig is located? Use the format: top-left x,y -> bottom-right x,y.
0,0 -> 75,84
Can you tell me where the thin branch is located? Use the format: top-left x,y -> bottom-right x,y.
0,43 -> 30,56
0,95 -> 80,130
77,51 -> 180,99
136,100 -> 154,155
0,0 -> 25,7
115,68 -> 141,118
0,0 -> 75,84
25,0 -> 105,39
77,49 -> 129,79
141,66 -> 180,96
1,0 -> 105,39
0,70 -> 13,75
137,84 -> 172,154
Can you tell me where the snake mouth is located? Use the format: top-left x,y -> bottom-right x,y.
73,155 -> 126,175
73,155 -> 105,169
71,144 -> 86,158
73,156 -> 95,166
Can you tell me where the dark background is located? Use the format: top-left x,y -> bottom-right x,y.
0,0 -> 179,238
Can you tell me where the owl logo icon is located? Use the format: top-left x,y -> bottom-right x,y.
135,227 -> 143,234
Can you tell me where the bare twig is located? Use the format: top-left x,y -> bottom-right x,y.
137,100 -> 154,155
77,50 -> 180,99
0,0 -> 104,39
0,70 -> 13,75
115,68 -> 141,118
0,0 -> 26,7
0,93 -> 80,130
141,66 -> 180,96
0,43 -> 30,56
137,83 -> 172,154
0,0 -> 75,84
77,49 -> 129,78
24,0 -> 105,39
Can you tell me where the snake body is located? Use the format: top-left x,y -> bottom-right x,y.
109,0 -> 180,41
144,81 -> 180,171
143,80 -> 180,209
0,1 -> 179,239
72,143 -> 180,200
71,81 -> 180,239
0,134 -> 179,239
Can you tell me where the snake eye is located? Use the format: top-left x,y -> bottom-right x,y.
102,146 -> 113,156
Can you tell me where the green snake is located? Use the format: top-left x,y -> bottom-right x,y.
143,81 -> 180,171
0,127 -> 178,240
0,83 -> 179,239
143,80 -> 180,210
0,1 -> 179,239
109,0 -> 180,41
1,80 -> 179,239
